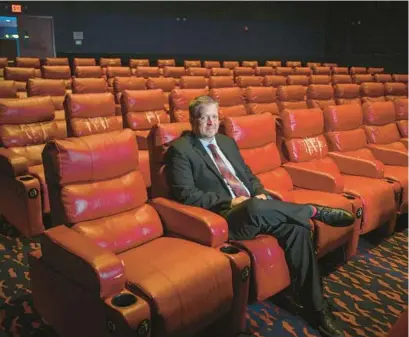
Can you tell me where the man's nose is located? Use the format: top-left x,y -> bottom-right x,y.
207,118 -> 213,125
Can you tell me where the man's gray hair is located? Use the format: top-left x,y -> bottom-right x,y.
189,95 -> 218,120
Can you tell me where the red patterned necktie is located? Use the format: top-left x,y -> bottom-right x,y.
208,144 -> 250,197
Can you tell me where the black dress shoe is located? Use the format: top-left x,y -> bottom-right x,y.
317,307 -> 345,337
310,204 -> 354,227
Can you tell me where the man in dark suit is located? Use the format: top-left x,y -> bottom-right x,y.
165,96 -> 353,337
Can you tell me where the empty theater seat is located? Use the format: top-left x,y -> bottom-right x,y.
276,85 -> 308,111
281,107 -> 397,235
235,76 -> 264,88
129,58 -> 150,68
323,63 -> 338,67
209,76 -> 235,89
264,75 -> 287,87
0,57 -> 8,78
385,83 -> 407,101
374,74 -> 393,83
233,67 -> 255,77
45,58 -> 69,66
312,66 -> 331,75
29,128 -> 247,337
392,74 -> 408,84
179,76 -> 208,89
162,66 -> 186,85
73,58 -> 96,67
275,67 -> 293,77
210,87 -> 248,120
211,67 -> 232,76
0,96 -> 66,236
331,67 -> 349,75
64,92 -> 122,137
27,79 -> 67,121
241,60 -> 258,68
41,66 -> 72,89
334,84 -> 362,105
222,61 -> 239,69
287,75 -> 309,88
265,60 -> 282,67
73,66 -> 103,78
255,66 -> 275,76
293,67 -> 312,76
352,74 -> 374,84
0,81 -> 18,98
72,77 -> 108,94
306,84 -> 336,109
223,113 -> 362,259
394,99 -> 408,146
286,61 -> 301,68
331,74 -> 353,85
106,66 -> 132,87
244,86 -> 279,116
16,57 -> 41,77
133,66 -> 161,78
149,122 -> 290,303
169,88 -> 209,122
350,67 -> 367,75
324,103 -> 407,215
114,77 -> 147,106
157,59 -> 176,68
99,57 -> 122,68
146,77 -> 177,110
368,67 -> 384,75
309,75 -> 331,85
362,101 -> 408,168
306,62 -> 321,67
185,67 -> 210,77
360,82 -> 386,103
203,60 -> 221,69
184,60 -> 201,68
4,67 -> 36,96
121,89 -> 171,188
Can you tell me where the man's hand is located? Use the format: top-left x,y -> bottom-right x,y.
255,194 -> 268,200
231,196 -> 250,208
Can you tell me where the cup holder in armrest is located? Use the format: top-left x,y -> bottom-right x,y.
343,194 -> 356,200
220,245 -> 240,254
111,293 -> 137,307
19,176 -> 34,181
386,179 -> 395,184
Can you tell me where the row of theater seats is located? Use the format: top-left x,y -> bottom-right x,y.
26,99 -> 407,337
0,56 -> 386,73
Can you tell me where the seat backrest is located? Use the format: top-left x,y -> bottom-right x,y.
72,78 -> 108,94
367,67 -> 384,75
179,76 -> 207,89
222,61 -> 239,69
286,61 -> 301,68
45,57 -> 69,66
331,74 -> 352,85
275,67 -> 293,77
293,67 -> 312,76
241,60 -> 258,68
394,99 -> 408,137
146,77 -> 176,92
265,60 -> 282,67
42,66 -> 71,80
4,67 -> 36,91
352,74 -> 374,84
309,75 -> 331,85
157,59 -> 176,68
121,89 -> 170,130
384,83 -> 407,101
148,122 -> 192,198
0,57 -> 8,69
27,79 -> 66,111
233,67 -> 255,77
280,107 -> 330,163
235,76 -> 263,88
162,66 -> 186,79
312,66 -> 331,75
106,66 -> 132,79
306,62 -> 321,67
129,59 -> 150,68
185,67 -> 209,77
134,66 -> 161,78
323,104 -> 369,153
203,60 -> 221,69
264,75 -> 286,88
331,67 -> 349,75
0,81 -> 17,98
334,84 -> 361,105
209,76 -> 234,89
16,57 -> 40,68
115,77 -> 147,104
362,101 -> 402,145
276,85 -> 308,111
287,75 -> 309,86
209,87 -> 247,120
306,84 -> 335,109
43,129 -> 163,252
223,113 -> 292,191
0,97 -> 65,165
392,74 -> 408,83
210,68 -> 232,76
350,67 -> 367,75
360,83 -> 386,103
323,63 -> 338,67
169,88 -> 209,122
374,74 -> 392,83
74,66 -> 103,78
73,58 -> 96,67
244,87 -> 279,116
255,66 -> 274,76
64,92 -> 121,137
99,58 -> 122,67
184,60 -> 201,68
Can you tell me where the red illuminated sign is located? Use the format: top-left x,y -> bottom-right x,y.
11,4 -> 22,13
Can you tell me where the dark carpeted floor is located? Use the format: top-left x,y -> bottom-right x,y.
0,217 -> 407,337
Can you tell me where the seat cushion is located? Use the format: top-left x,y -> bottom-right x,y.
120,237 -> 233,336
342,175 -> 396,234
384,166 -> 408,214
28,164 -> 50,213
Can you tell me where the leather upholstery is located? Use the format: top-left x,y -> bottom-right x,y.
323,63 -> 338,67
392,74 -> 408,83
72,78 -> 108,94
255,66 -> 274,76
287,75 -> 309,87
210,87 -> 248,120
244,87 -> 279,116
223,61 -> 239,69
312,66 -> 331,75
16,57 -> 40,68
204,60 -> 221,68
74,66 -> 103,78
34,128 -> 243,337
293,67 -> 312,75
306,62 -> 321,67
129,59 -> 150,68
309,75 -> 331,84
41,66 -> 72,90
374,74 -> 393,83
334,84 -> 361,105
352,74 -> 374,84
179,76 -> 208,89
45,57 -> 69,66
360,83 -> 386,103
209,76 -> 235,89
73,58 -> 96,67
264,75 -> 286,87
4,67 -> 36,92
0,96 -> 66,236
0,81 -> 18,98
331,74 -> 352,85
185,67 -> 210,77
394,99 -> 408,139
265,60 -> 282,67
184,60 -> 202,68
276,85 -> 308,111
332,67 -> 349,75
368,67 -> 384,74
114,77 -> 146,104
169,88 -> 209,122
163,66 -> 186,81
282,106 -> 397,235
146,77 -> 177,111
106,66 -> 132,87
234,67 -> 255,77
241,61 -> 258,68
286,61 -> 301,68
307,84 -> 336,109
133,66 -> 161,78
157,59 -> 176,67
99,58 -> 121,67
275,67 -> 293,77
350,67 -> 367,75
384,83 -> 407,101
236,76 -> 264,88
211,68 -> 232,76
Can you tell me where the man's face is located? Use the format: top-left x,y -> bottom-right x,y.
192,103 -> 220,140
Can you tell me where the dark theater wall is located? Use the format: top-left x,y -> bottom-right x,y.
0,1 -> 407,72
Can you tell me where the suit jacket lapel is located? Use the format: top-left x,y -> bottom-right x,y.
191,134 -> 224,180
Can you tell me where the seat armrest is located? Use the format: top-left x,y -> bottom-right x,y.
283,161 -> 344,193
328,152 -> 384,179
41,225 -> 126,298
151,197 -> 228,247
264,188 -> 294,202
367,144 -> 408,166
0,148 -> 29,177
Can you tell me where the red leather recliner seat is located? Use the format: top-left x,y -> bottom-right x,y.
394,99 -> 408,148
334,84 -> 361,105
0,81 -> 18,98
